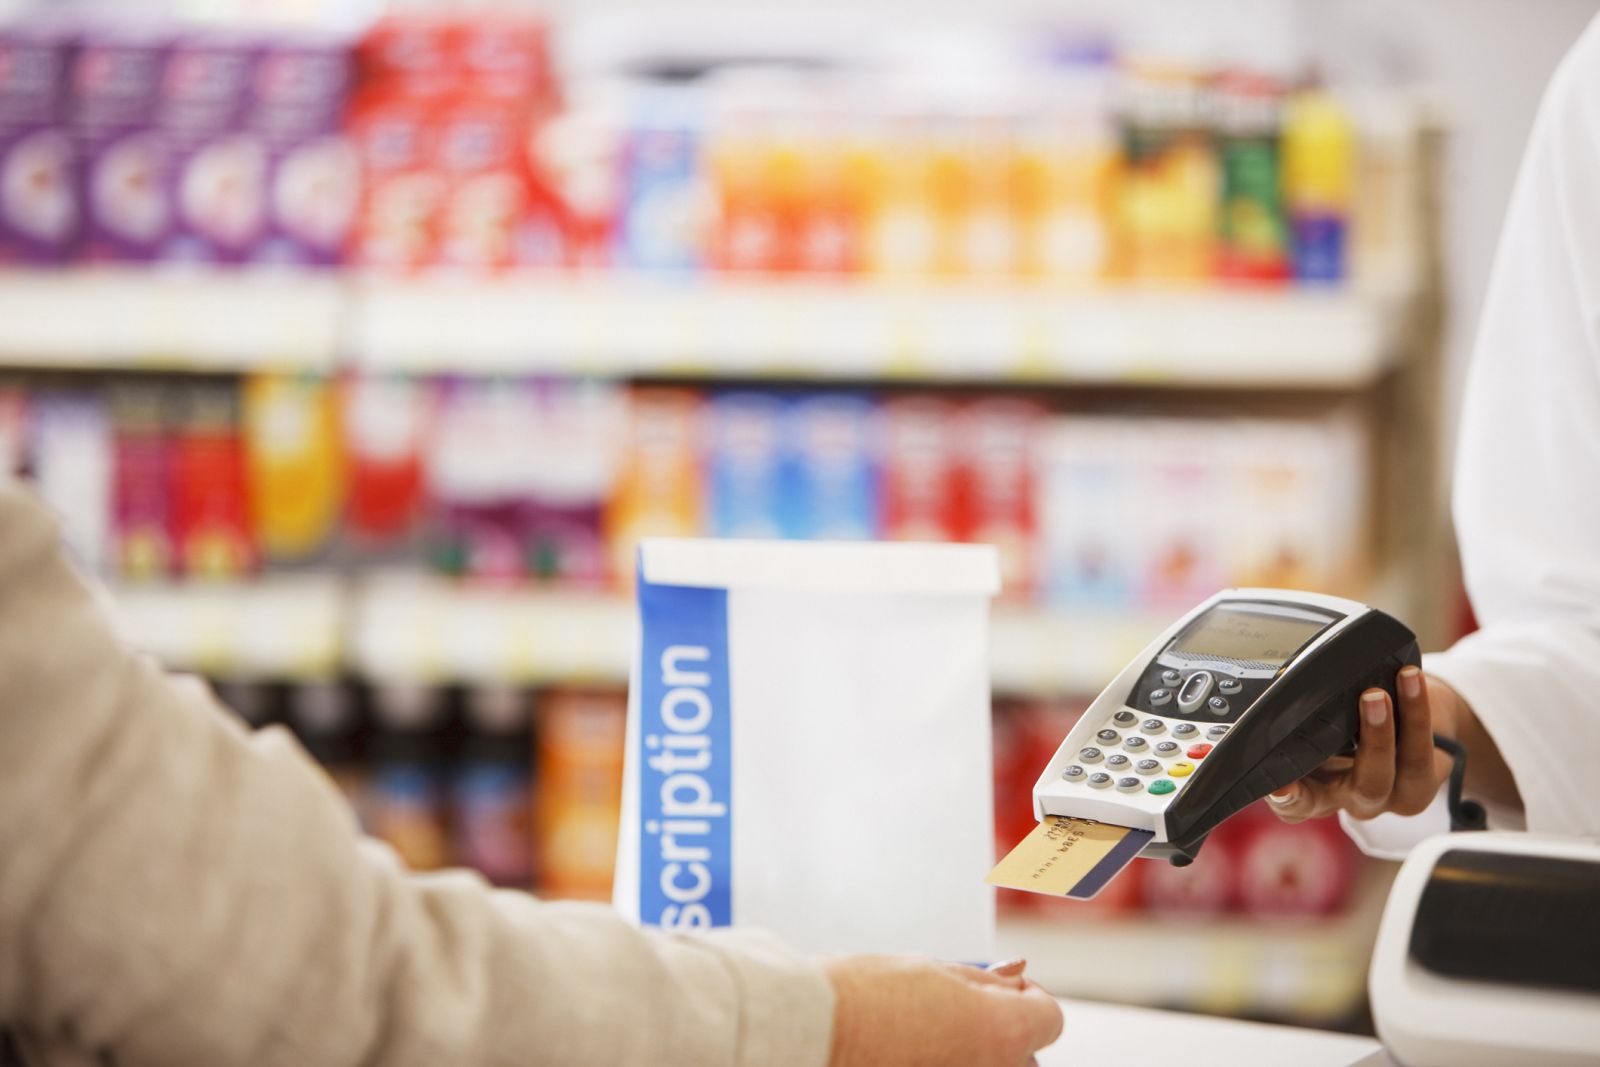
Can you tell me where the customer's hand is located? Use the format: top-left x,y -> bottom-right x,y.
1265,665 -> 1459,822
824,955 -> 1063,1067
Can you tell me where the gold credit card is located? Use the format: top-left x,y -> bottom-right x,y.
987,816 -> 1154,899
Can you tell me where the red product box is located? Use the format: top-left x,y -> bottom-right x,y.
355,16 -> 455,100
452,16 -> 554,105
1231,800 -> 1360,918
171,387 -> 254,579
878,396 -> 960,542
433,93 -> 530,271
1140,824 -> 1239,918
346,89 -> 442,271
953,398 -> 1044,596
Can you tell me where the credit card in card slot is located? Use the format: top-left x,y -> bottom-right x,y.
986,816 -> 1154,900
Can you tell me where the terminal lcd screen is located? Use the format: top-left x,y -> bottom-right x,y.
1168,607 -> 1329,667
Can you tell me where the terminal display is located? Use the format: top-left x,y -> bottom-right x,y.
1168,607 -> 1329,667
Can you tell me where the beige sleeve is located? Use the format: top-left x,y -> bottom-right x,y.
0,484 -> 834,1067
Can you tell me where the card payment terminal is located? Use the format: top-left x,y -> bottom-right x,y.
1032,588 -> 1420,864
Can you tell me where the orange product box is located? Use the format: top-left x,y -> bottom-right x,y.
242,373 -> 345,565
535,687 -> 628,900
604,388 -> 704,588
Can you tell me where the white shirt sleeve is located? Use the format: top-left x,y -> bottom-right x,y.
1344,15 -> 1600,859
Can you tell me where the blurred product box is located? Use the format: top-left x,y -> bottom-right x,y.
366,682 -> 451,872
157,31 -> 264,265
616,85 -> 706,272
1284,87 -> 1354,283
454,685 -> 535,888
605,387 -> 703,586
341,374 -> 430,559
706,391 -> 785,539
246,34 -> 357,268
346,88 -> 440,270
782,393 -> 877,541
242,373 -> 345,566
108,384 -> 173,580
519,378 -> 620,584
1115,64 -> 1218,282
170,383 -> 253,579
878,395 -> 961,543
30,392 -> 111,572
433,93 -> 530,272
0,21 -> 76,265
535,686 -> 626,900
1037,412 -> 1369,613
71,23 -> 171,264
954,398 -> 1043,595
1215,70 -> 1289,283
1036,417 -> 1134,609
428,376 -> 539,581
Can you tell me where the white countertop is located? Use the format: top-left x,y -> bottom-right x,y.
1040,998 -> 1393,1067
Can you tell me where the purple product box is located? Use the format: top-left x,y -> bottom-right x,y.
157,32 -> 263,265
246,35 -> 356,268
71,25 -> 171,263
0,23 -> 77,265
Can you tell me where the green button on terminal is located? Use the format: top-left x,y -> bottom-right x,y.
1148,779 -> 1177,796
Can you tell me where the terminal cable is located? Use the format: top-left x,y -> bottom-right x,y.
1432,733 -> 1488,832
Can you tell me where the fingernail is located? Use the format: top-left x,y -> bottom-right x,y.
1362,690 -> 1388,726
1400,667 -> 1422,700
1266,788 -> 1295,805
987,958 -> 1027,977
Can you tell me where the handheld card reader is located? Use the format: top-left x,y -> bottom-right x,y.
1033,588 -> 1420,865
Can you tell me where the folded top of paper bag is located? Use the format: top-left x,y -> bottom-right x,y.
638,538 -> 1001,595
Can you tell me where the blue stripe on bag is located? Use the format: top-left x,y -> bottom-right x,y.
637,576 -> 733,929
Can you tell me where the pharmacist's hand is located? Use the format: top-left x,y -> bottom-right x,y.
824,955 -> 1062,1067
1265,665 -> 1458,822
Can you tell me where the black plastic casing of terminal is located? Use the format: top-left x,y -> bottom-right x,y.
1155,606 -> 1420,865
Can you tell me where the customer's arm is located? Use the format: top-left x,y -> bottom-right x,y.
0,483 -> 833,1067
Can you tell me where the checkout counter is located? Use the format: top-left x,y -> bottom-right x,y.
1039,999 -> 1388,1067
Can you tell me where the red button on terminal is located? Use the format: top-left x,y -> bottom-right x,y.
1186,743 -> 1213,760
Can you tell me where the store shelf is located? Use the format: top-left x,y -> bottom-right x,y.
995,864 -> 1397,1024
103,573 -> 1175,693
0,268 -> 344,372
108,574 -> 344,679
350,274 -> 1410,387
348,574 -> 634,685
0,268 -> 1409,386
